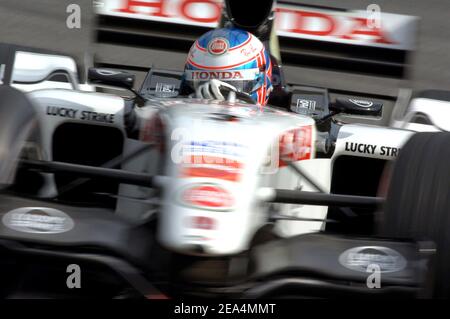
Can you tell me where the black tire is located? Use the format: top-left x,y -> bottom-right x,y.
0,85 -> 38,186
381,132 -> 450,298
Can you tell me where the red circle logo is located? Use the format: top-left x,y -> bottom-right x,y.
208,38 -> 229,55
182,184 -> 234,209
188,216 -> 216,230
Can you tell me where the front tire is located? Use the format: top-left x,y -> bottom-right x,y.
0,86 -> 38,187
380,132 -> 450,298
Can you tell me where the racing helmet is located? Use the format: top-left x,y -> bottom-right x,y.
183,28 -> 273,105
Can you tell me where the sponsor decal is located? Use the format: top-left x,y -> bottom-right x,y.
207,37 -> 229,55
2,207 -> 74,234
46,106 -> 78,119
80,111 -> 115,123
185,69 -> 258,81
95,69 -> 122,76
349,99 -> 374,108
191,71 -> 243,80
182,140 -> 245,157
181,156 -> 243,181
339,246 -> 407,273
186,216 -> 216,230
113,0 -> 222,24
345,142 -> 400,157
275,8 -> 396,47
178,141 -> 244,181
97,0 -> 418,50
279,125 -> 313,166
180,183 -> 234,210
46,106 -> 115,124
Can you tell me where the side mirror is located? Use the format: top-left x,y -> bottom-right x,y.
88,68 -> 135,90
11,51 -> 79,89
330,98 -> 383,116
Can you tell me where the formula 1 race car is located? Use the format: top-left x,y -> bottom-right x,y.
0,1 -> 449,299
0,50 -> 449,299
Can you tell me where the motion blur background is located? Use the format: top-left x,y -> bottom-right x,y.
0,0 -> 449,97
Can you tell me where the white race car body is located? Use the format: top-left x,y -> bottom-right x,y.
333,124 -> 413,161
133,99 -> 319,254
2,41 -> 419,256
391,91 -> 450,132
23,86 -> 415,256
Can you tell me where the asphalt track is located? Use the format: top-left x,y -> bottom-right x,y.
1,0 -> 450,94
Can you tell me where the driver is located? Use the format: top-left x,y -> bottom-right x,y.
182,27 -> 273,106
